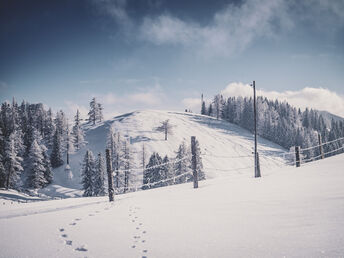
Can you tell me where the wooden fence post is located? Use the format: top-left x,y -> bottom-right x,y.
191,136 -> 198,189
295,146 -> 301,168
318,133 -> 324,159
256,152 -> 261,177
106,149 -> 114,202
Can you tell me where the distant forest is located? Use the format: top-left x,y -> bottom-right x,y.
201,94 -> 344,158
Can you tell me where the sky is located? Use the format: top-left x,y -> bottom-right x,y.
1,0 -> 344,118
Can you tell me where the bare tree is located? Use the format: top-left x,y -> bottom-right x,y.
156,119 -> 174,141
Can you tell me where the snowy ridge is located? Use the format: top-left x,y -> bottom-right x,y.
60,110 -> 290,191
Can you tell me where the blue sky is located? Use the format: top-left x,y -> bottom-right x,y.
1,0 -> 344,118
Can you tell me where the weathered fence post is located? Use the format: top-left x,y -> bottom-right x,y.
191,136 -> 198,189
318,133 -> 324,159
106,149 -> 114,202
295,146 -> 301,168
256,152 -> 261,177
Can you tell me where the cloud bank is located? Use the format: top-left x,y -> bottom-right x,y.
222,82 -> 344,117
92,0 -> 344,57
139,0 -> 291,57
183,83 -> 344,117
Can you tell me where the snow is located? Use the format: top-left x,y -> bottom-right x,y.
1,153 -> 344,257
59,110 -> 290,191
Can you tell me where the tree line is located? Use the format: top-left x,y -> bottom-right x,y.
202,94 -> 344,158
0,97 -> 103,190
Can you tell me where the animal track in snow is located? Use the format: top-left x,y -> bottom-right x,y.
61,234 -> 68,238
65,240 -> 72,246
75,245 -> 88,252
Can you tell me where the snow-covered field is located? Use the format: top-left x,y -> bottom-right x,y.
1,153 -> 343,258
61,110 -> 290,192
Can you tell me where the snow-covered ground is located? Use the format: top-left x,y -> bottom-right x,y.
60,110 -> 290,192
1,153 -> 343,257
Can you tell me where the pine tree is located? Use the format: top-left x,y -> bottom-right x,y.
194,139 -> 205,180
122,138 -> 131,192
88,97 -> 103,125
3,132 -> 23,189
174,141 -> 191,184
26,140 -> 47,189
201,101 -> 207,115
81,150 -> 95,197
72,109 -> 84,150
50,129 -> 64,168
42,149 -> 53,185
94,153 -> 106,196
161,155 -> 173,186
143,152 -> 163,189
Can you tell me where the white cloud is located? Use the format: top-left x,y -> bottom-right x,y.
182,98 -> 203,112
65,101 -> 89,120
129,92 -> 162,106
221,82 -> 344,117
91,0 -> 133,30
140,0 -> 292,57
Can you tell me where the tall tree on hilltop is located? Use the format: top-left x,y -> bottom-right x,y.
156,119 -> 174,141
88,97 -> 103,125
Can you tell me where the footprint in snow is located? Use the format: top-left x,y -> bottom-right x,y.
59,228 -> 65,232
75,246 -> 88,252
69,222 -> 76,226
75,218 -> 81,221
88,214 -> 95,216
61,234 -> 68,238
143,250 -> 148,253
65,240 -> 72,246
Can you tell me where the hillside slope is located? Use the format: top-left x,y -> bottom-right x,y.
54,110 -> 291,191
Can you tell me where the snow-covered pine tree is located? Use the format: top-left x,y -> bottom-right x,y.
143,152 -> 163,189
26,139 -> 47,189
161,155 -> 173,186
201,101 -> 207,115
155,119 -> 174,141
193,138 -> 205,181
174,141 -> 191,184
122,138 -> 131,192
3,132 -> 23,189
114,132 -> 123,189
66,122 -> 75,164
88,97 -> 103,125
81,150 -> 95,197
94,153 -> 106,196
43,108 -> 55,148
72,109 -> 84,150
50,128 -> 64,168
0,152 -> 5,188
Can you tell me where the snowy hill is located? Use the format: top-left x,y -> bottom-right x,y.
59,110 -> 290,191
1,152 -> 343,257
